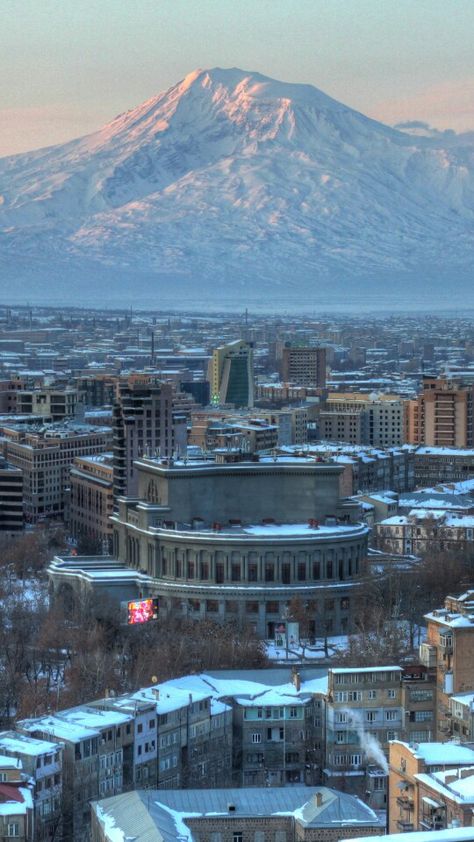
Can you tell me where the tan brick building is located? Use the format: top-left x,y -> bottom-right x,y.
70,453 -> 114,549
388,740 -> 474,833
423,591 -> 474,739
406,377 -> 474,448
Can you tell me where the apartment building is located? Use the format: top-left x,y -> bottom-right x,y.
69,453 -> 114,549
1,423 -> 111,524
18,707 -> 133,842
0,731 -> 63,842
231,689 -> 321,787
324,667 -> 403,810
449,693 -> 474,741
400,664 -> 437,745
373,511 -> 474,557
281,344 -> 327,388
388,740 -> 474,833
422,591 -> 474,739
0,757 -> 33,842
406,377 -> 474,448
407,446 -> 474,487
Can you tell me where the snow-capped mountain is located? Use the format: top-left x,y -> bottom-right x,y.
1,67 -> 474,309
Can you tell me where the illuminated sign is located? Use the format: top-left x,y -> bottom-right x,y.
126,597 -> 159,625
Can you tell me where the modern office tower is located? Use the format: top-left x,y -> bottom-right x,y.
1,423 -> 110,524
406,376 -> 474,447
0,456 -> 23,533
112,375 -> 175,499
69,453 -> 114,549
281,344 -> 327,388
208,340 -> 254,407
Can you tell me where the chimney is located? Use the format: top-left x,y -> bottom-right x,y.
293,671 -> 301,692
315,792 -> 323,807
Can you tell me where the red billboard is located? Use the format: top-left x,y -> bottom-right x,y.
126,598 -> 159,625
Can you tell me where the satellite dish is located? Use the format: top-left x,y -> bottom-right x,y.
151,675 -> 158,684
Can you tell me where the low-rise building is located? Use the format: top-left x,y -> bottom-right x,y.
0,731 -> 63,842
91,785 -> 382,842
388,740 -> 474,833
373,511 -> 474,557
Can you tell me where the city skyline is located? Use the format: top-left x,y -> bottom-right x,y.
1,0 -> 474,157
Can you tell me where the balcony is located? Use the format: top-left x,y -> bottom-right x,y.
396,796 -> 414,810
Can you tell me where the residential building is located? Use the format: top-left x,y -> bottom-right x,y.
18,706 -> 133,842
0,766 -> 33,842
406,446 -> 474,487
281,344 -> 327,388
406,377 -> 474,448
208,340 -> 254,408
422,591 -> 474,739
400,664 -> 437,745
324,666 -> 403,809
373,511 -> 474,557
0,732 -> 63,842
388,740 -> 474,833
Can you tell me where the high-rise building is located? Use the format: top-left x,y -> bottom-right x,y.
0,456 -> 23,533
322,393 -> 405,447
208,340 -> 254,408
112,375 -> 175,499
281,344 -> 326,388
406,376 -> 474,447
69,453 -> 114,549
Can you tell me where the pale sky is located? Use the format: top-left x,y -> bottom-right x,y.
1,0 -> 473,157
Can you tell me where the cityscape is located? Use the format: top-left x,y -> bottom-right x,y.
0,304 -> 472,841
1,2 -> 474,842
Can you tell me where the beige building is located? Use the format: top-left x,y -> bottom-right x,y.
422,591 -> 474,739
406,377 -> 474,447
388,740 -> 474,833
70,453 -> 114,549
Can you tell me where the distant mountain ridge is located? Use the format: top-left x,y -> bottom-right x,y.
1,67 -> 473,309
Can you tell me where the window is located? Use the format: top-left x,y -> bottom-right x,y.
149,719 -> 155,729
368,690 -> 377,700
366,711 -> 377,722
289,707 -> 298,718
7,825 -> 19,838
415,710 -> 433,722
0,773 -> 6,782
251,733 -> 261,743
386,710 -> 398,721
387,689 -> 396,699
233,834 -> 243,842
137,723 -> 143,734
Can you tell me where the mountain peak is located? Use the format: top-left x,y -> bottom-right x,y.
0,68 -> 473,309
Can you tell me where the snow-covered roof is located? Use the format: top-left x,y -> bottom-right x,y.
0,733 -> 60,756
341,829 -> 474,842
393,740 -> 474,765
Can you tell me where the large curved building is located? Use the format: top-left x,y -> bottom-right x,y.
107,454 -> 369,637
49,454 -> 369,637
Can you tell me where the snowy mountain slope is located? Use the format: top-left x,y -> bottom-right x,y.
1,67 -> 474,307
